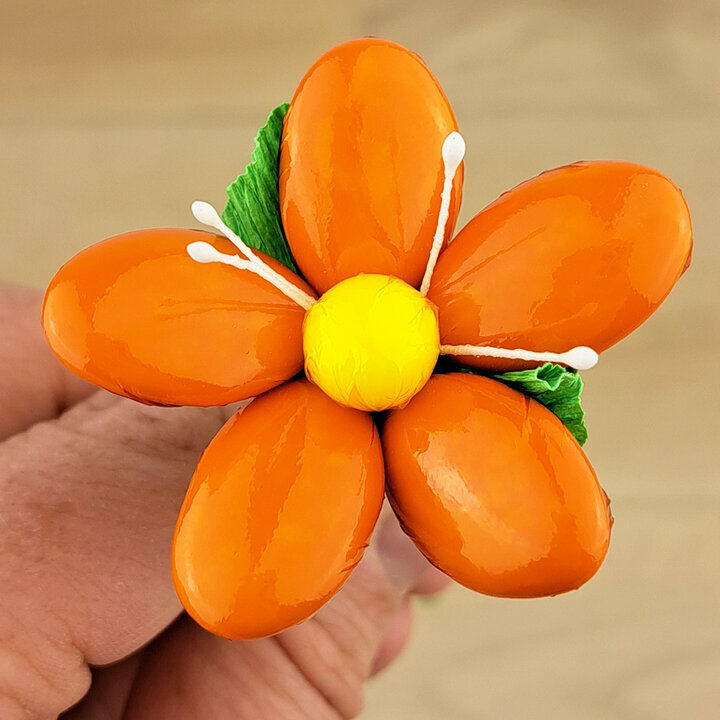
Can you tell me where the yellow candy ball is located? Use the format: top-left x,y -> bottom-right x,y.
302,274 -> 440,411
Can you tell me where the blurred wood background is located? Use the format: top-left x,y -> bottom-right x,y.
2,1 -> 719,717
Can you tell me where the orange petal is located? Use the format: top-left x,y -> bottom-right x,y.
43,228 -> 314,406
429,161 -> 692,371
172,379 -> 385,639
383,373 -> 612,598
280,38 -> 462,294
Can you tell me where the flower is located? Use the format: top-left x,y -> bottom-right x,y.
42,38 -> 692,640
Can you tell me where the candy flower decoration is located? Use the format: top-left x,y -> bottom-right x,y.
42,38 -> 692,640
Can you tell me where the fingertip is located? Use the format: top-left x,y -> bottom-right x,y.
375,512 -> 432,594
370,598 -> 413,675
411,565 -> 453,596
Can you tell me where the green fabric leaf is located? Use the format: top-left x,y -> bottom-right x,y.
491,363 -> 588,446
221,103 -> 297,271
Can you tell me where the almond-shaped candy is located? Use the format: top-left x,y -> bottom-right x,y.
172,379 -> 385,639
43,228 -> 314,406
429,161 -> 692,371
383,373 -> 612,598
280,38 -> 463,294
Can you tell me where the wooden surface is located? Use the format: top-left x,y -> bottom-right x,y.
2,1 -> 719,717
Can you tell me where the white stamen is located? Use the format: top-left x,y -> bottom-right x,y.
191,200 -> 256,261
191,201 -> 226,234
188,200 -> 316,311
420,131 -> 466,296
440,343 -> 599,371
187,241 -> 234,265
442,132 -> 466,175
187,241 -> 259,273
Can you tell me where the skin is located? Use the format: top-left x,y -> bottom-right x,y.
0,282 -> 449,720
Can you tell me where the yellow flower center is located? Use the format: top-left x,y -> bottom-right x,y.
302,274 -> 440,411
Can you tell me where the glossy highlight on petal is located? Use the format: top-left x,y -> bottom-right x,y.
172,379 -> 385,639
280,37 -> 463,293
429,161 -> 693,371
42,228 -> 315,406
383,373 -> 612,598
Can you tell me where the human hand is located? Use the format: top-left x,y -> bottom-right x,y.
0,283 -> 449,719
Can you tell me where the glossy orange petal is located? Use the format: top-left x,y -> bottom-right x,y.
43,228 -> 314,406
429,161 -> 692,371
172,379 -> 385,639
383,373 -> 612,598
279,37 -> 462,294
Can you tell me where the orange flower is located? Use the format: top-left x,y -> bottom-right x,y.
42,38 -> 692,640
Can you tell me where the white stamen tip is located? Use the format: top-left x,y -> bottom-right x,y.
191,200 -> 222,228
439,343 -> 600,372
186,241 -> 222,264
442,132 -> 466,175
563,346 -> 599,371
186,198 -> 316,311
419,131 -> 466,295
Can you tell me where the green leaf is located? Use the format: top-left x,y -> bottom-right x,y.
491,363 -> 588,446
221,103 -> 298,271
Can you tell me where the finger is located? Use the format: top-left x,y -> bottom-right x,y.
121,512 -> 434,720
123,617 -> 344,720
0,391 -> 231,717
411,565 -> 453,596
370,598 -> 413,675
62,653 -> 143,720
0,283 -> 94,440
372,506 -> 438,592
